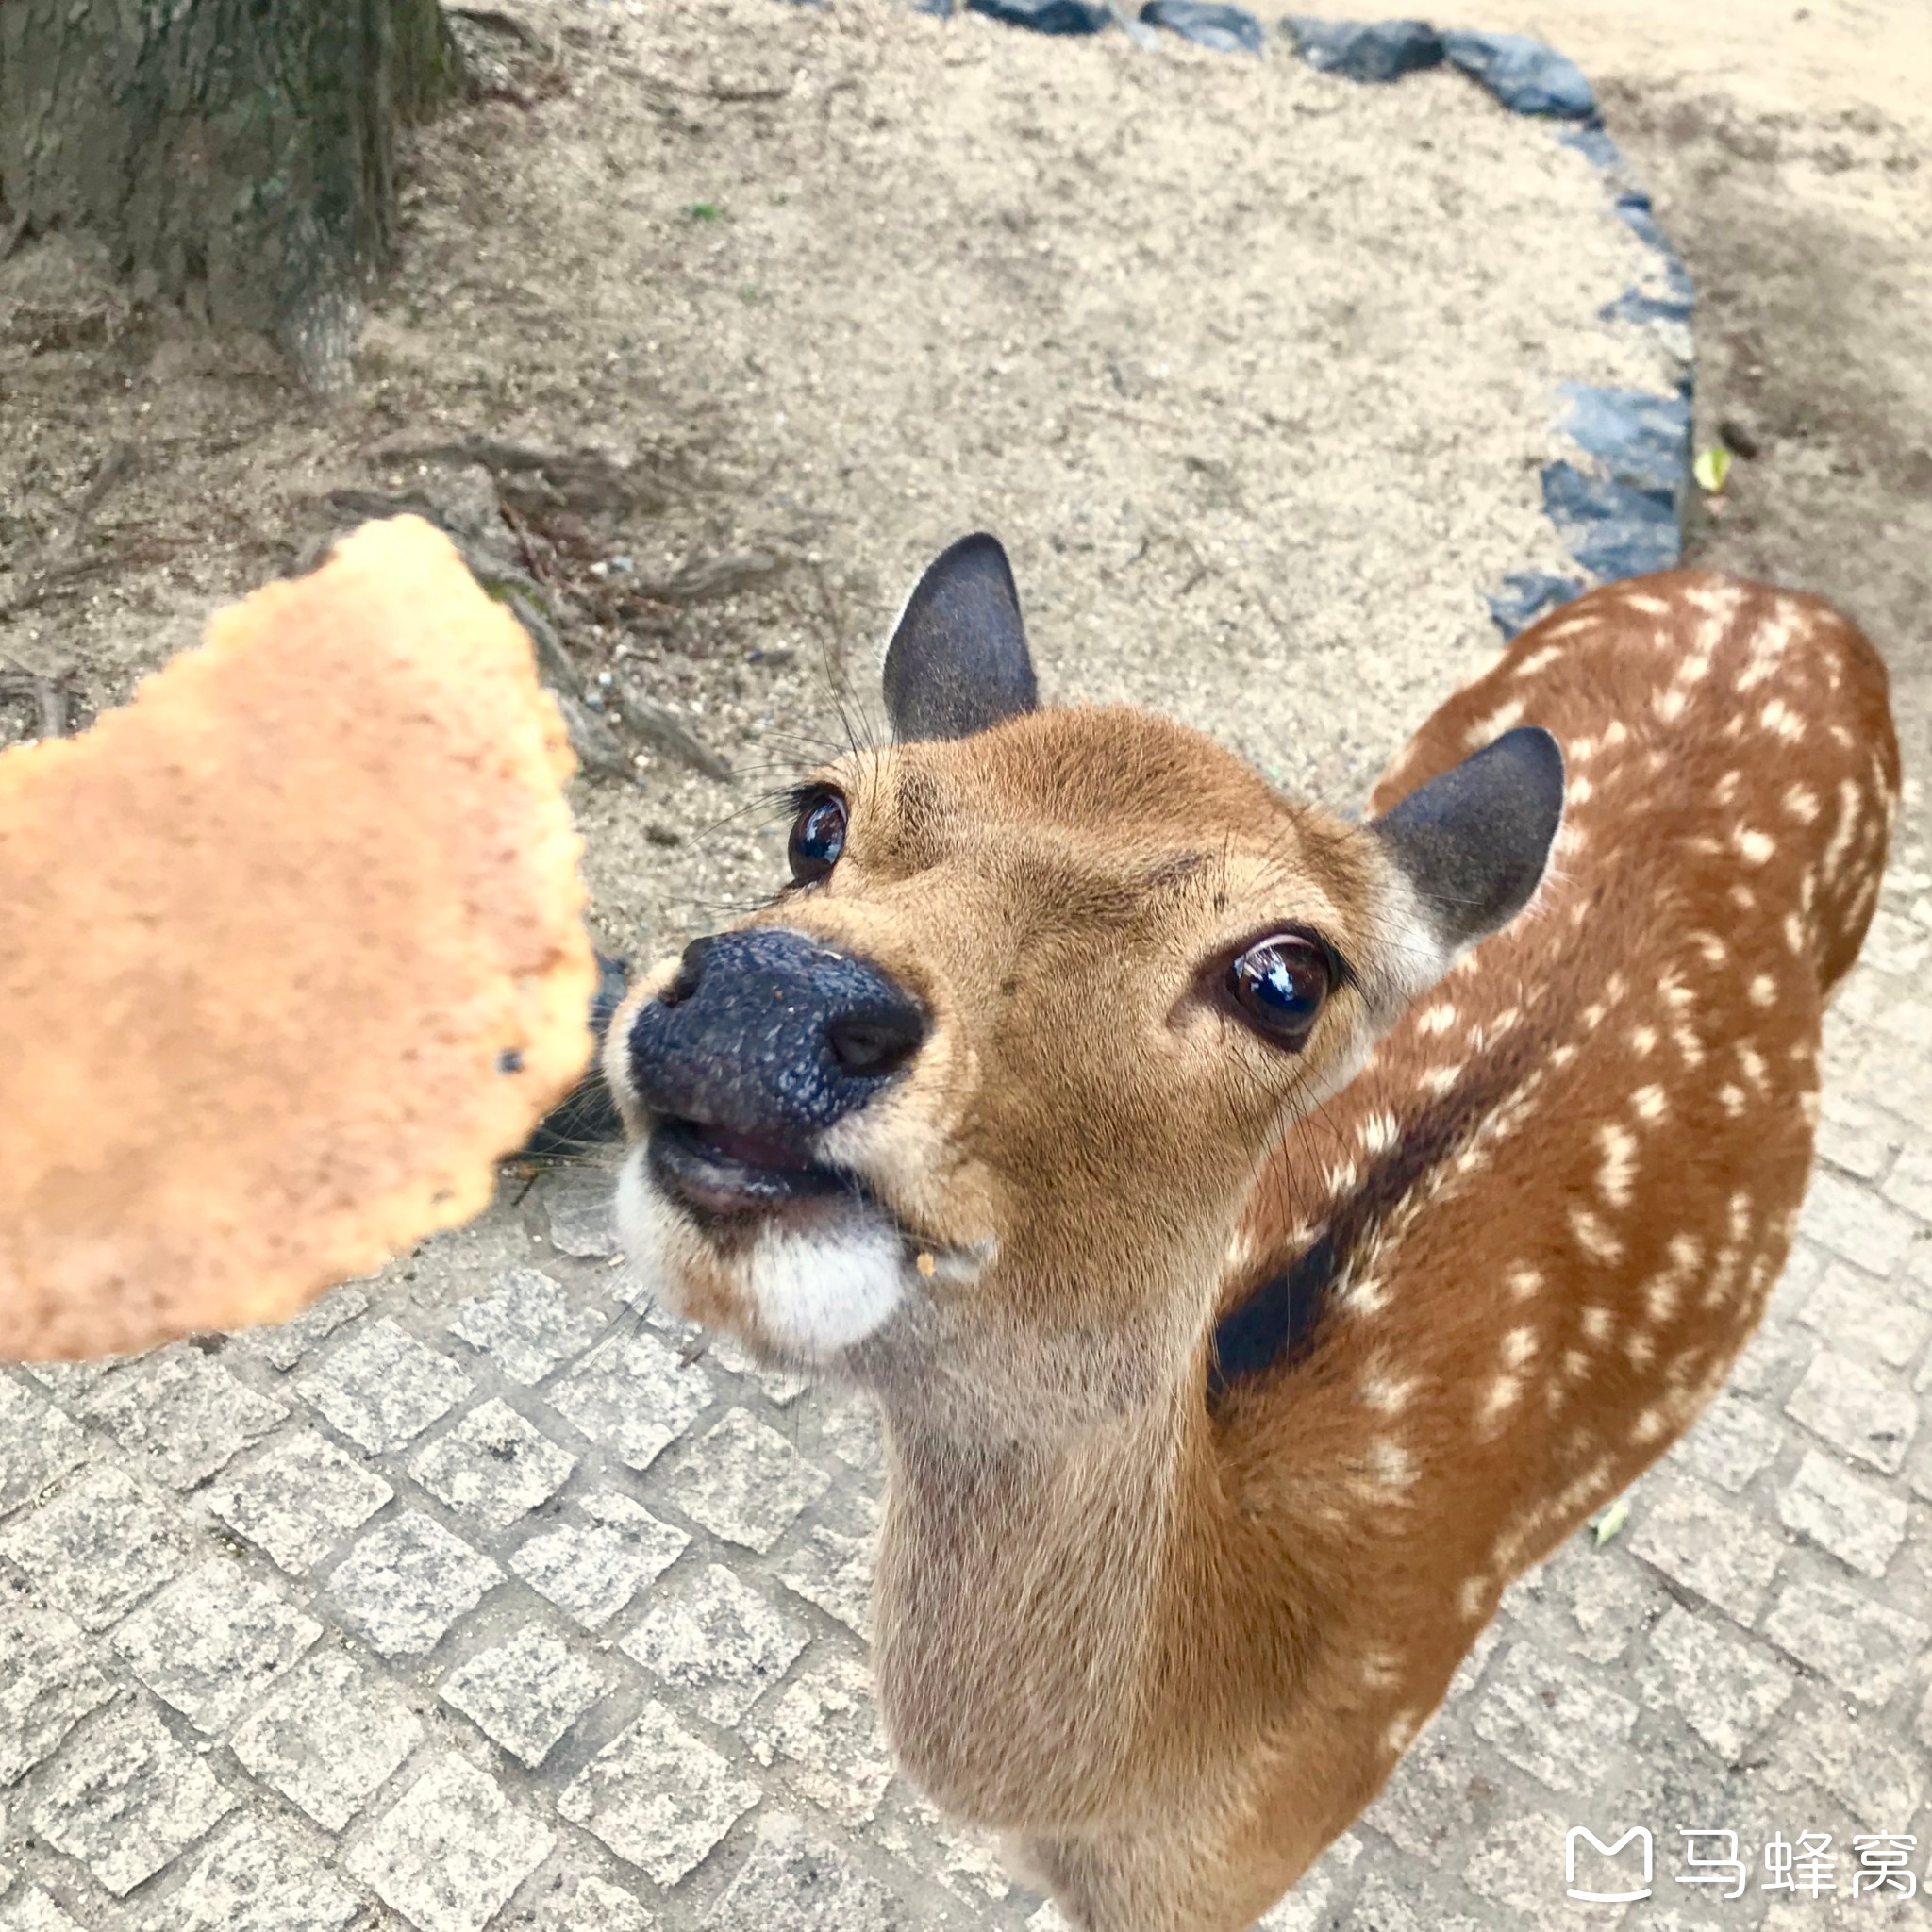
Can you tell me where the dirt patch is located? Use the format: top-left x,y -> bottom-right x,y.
1454,0 -> 1932,876
1,0 -> 1670,978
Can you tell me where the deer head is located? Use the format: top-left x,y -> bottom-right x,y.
602,534 -> 1563,1443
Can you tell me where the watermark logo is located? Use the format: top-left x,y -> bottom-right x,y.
1566,1826 -> 1654,1904
1564,1825 -> 1922,1904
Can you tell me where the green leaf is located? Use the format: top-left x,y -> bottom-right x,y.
683,201 -> 722,223
1693,446 -> 1731,494
1591,1497 -> 1629,1547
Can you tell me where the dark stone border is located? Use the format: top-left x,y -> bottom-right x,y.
907,2 -> 1700,641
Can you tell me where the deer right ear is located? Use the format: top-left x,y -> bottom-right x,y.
1369,726 -> 1565,965
882,533 -> 1040,741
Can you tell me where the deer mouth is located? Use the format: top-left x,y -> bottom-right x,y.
647,1117 -> 858,1221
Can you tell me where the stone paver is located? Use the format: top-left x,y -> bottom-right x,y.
1637,1603 -> 1795,1763
0,1590 -> 114,1785
705,1813 -> 908,1930
1469,1644 -> 1640,1794
0,1889 -> 88,1932
110,1559 -> 322,1732
548,1326 -> 715,1472
0,1466 -> 193,1630
0,1376 -> 88,1518
1785,1349 -> 1919,1474
297,1319 -> 474,1453
408,1398 -> 577,1531
204,1426 -> 393,1574
660,1410 -> 832,1555
558,1702 -> 760,1887
234,1284 -> 371,1373
1765,1696 -> 1925,1828
510,1491 -> 689,1630
447,1267 -> 608,1383
440,1624 -> 606,1767
1667,1391 -> 1786,1493
77,1348 -> 287,1491
544,1170 -> 622,1258
623,1562 -> 810,1725
30,1702 -> 235,1896
228,1648 -> 425,1830
1799,1264 -> 1932,1368
745,1652 -> 896,1825
1759,1574 -> 1930,1704
326,1509 -> 504,1659
1776,1447 -> 1909,1576
344,1754 -> 553,1932
136,1815 -> 363,1932
1626,1474 -> 1786,1624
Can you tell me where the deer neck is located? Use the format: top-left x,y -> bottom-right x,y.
867,1317 -> 1267,1834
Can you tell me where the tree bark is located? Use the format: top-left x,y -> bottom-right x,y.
0,0 -> 459,391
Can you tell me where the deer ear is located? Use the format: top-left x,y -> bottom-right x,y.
1370,726 -> 1565,959
882,533 -> 1040,741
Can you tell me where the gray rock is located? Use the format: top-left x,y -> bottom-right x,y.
78,1348 -> 287,1491
30,1701 -> 236,1897
407,1398 -> 576,1532
325,1511 -> 503,1660
658,1408 -> 831,1554
296,1319 -> 473,1454
446,1266 -> 608,1384
0,1466 -> 194,1630
623,1563 -> 810,1725
0,1589 -> 114,1783
134,1815 -> 363,1932
558,1702 -> 758,1887
705,1813 -> 911,1929
440,1624 -> 605,1767
110,1559 -> 322,1734
204,1427 -> 393,1574
509,1491 -> 690,1631
344,1755 -> 553,1932
228,1648 -> 425,1831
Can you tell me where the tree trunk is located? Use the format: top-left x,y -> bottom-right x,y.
0,0 -> 459,391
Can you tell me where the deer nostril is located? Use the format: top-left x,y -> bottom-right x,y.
659,940 -> 708,1009
824,1001 -> 926,1078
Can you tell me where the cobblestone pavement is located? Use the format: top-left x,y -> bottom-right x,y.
3,815 -> 1930,1932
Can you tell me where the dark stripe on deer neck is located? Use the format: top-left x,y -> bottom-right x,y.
1208,1025 -> 1541,1403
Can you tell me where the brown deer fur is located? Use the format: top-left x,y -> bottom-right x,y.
604,565 -> 1898,1932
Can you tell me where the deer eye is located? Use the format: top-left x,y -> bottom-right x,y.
1227,934 -> 1331,1048
788,791 -> 847,885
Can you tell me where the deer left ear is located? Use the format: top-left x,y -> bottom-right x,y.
882,533 -> 1040,741
1369,726 -> 1565,962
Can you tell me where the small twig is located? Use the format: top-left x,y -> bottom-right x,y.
493,495 -> 564,592
0,554 -> 125,624
616,685 -> 734,784
50,443 -> 135,556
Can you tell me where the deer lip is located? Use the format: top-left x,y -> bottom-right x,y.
648,1117 -> 855,1219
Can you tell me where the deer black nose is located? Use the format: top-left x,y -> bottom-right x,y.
626,927 -> 927,1141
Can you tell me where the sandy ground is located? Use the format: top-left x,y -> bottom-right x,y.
1447,0 -> 1932,809
1,0 -> 1674,973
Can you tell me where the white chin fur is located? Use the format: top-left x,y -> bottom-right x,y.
748,1216 -> 907,1357
614,1146 -> 908,1359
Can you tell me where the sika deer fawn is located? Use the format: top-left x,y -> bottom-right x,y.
602,536 -> 1899,1932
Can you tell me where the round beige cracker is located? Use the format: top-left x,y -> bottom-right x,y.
0,515 -> 595,1360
